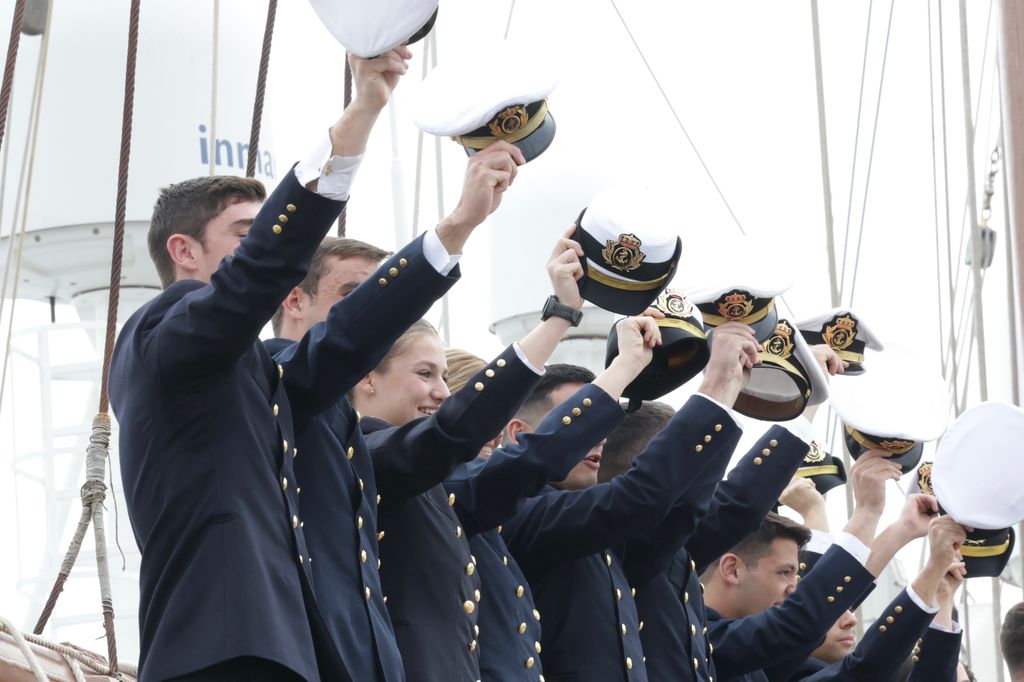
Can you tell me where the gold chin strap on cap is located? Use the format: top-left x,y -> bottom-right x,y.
834,349 -> 865,365
656,317 -> 706,339
699,299 -> 776,327
795,465 -> 840,478
845,426 -> 917,455
454,100 -> 549,150
585,266 -> 669,292
961,537 -> 1011,558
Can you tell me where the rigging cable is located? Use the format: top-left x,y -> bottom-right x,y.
209,0 -> 219,175
958,0 -> 989,402
837,0 -> 874,301
31,3 -> 143,677
844,0 -> 895,306
607,0 -> 746,237
338,53 -> 352,236
928,0 -> 947,376
504,0 -> 516,39
247,0 -> 277,179
0,0 -> 51,418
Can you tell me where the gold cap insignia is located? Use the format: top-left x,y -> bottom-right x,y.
963,538 -> 986,546
917,462 -> 933,495
717,291 -> 754,320
601,233 -> 646,272
488,105 -> 529,139
823,315 -> 857,351
657,290 -> 694,319
879,438 -> 916,455
804,441 -> 827,464
765,321 -> 795,360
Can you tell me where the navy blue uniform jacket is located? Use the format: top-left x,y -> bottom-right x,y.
795,589 -> 945,682
504,394 -> 740,682
448,384 -> 626,681
110,172 -> 345,681
636,425 -> 809,681
265,233 -> 459,682
364,346 -> 543,682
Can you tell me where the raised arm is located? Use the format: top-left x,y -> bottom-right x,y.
503,322 -> 758,574
144,51 -> 408,383
447,316 -> 654,535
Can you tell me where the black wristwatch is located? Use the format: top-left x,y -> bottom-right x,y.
541,295 -> 583,327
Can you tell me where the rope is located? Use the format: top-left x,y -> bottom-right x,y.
246,0 -> 277,178
0,617 -> 48,682
928,0 -> 946,376
0,0 -> 52,417
3,616 -> 140,679
0,0 -> 25,156
810,0 -> 839,308
607,0 -> 746,237
33,1 -> 141,673
337,56 -> 353,236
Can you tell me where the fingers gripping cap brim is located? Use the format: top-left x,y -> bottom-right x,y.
607,324 -> 710,401
843,430 -> 924,475
464,111 -> 557,163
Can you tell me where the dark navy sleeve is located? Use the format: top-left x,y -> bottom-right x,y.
276,234 -> 460,425
446,384 -> 625,536
906,625 -> 960,682
708,544 -> 875,680
689,425 -> 810,575
504,394 -> 741,576
142,170 -> 343,384
622,424 -> 807,587
798,589 -> 937,682
368,345 -> 543,501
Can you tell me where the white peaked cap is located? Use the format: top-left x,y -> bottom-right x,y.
933,401 -> 1024,530
414,40 -> 558,136
796,308 -> 885,351
309,0 -> 438,58
829,351 -> 949,442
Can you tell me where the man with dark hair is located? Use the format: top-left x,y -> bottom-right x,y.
110,49 -> 414,681
1003,602 -> 1024,681
270,237 -> 391,336
598,401 -> 675,483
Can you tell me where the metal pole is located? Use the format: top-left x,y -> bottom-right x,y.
959,0 -> 989,403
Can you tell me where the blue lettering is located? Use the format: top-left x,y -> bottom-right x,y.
197,123 -> 276,179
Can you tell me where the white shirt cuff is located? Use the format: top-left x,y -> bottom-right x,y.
423,228 -> 461,276
512,342 -> 545,376
293,132 -> 364,200
778,416 -> 815,445
806,529 -> 834,556
694,393 -> 742,430
835,531 -> 871,566
906,584 -> 940,614
929,620 -> 962,634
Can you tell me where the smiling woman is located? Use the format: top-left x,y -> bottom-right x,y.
352,319 -> 447,425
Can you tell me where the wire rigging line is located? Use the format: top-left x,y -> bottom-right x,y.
928,0 -> 947,376
607,0 -> 746,236
209,0 -> 219,176
247,0 -> 278,179
845,0 -> 895,306
837,0 -> 874,301
504,0 -> 516,39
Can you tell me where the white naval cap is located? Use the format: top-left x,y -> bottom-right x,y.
731,318 -> 829,422
414,40 -> 558,162
830,351 -> 948,474
571,183 -> 682,315
685,237 -> 793,344
308,0 -> 438,58
933,401 -> 1024,530
796,308 -> 883,375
